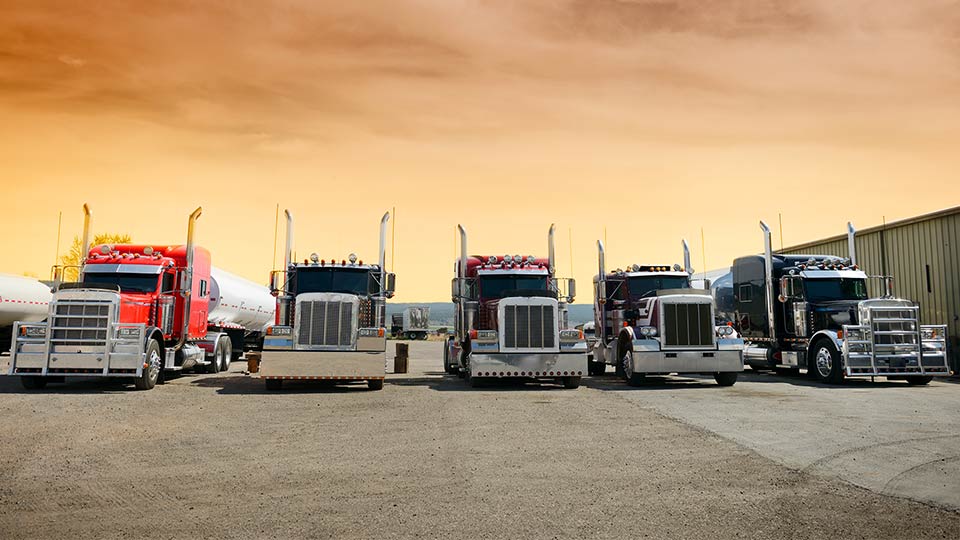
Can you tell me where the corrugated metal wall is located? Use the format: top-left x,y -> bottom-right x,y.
782,209 -> 959,373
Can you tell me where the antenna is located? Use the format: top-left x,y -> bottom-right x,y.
54,211 -> 62,267
391,206 -> 396,273
778,212 -> 784,251
700,227 -> 707,280
568,227 -> 573,277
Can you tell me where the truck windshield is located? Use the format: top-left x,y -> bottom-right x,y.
628,276 -> 690,299
804,278 -> 868,302
295,268 -> 370,295
479,275 -> 552,299
82,273 -> 159,293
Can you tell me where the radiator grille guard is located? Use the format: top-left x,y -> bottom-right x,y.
842,302 -> 950,376
50,301 -> 111,348
295,295 -> 358,350
500,300 -> 558,352
662,301 -> 715,349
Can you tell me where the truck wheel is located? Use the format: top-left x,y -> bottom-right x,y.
562,376 -> 581,389
221,337 -> 233,371
368,378 -> 384,391
621,347 -> 645,387
265,379 -> 283,391
21,376 -> 48,390
906,376 -> 933,386
810,340 -> 844,384
134,339 -> 162,391
714,372 -> 738,386
206,337 -> 226,374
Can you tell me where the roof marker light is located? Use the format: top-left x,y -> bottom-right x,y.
349,253 -> 358,264
310,253 -> 319,263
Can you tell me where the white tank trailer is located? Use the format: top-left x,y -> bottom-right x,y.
0,274 -> 53,353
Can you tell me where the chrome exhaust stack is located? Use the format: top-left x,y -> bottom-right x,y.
682,239 -> 692,275
597,240 -> 606,344
458,225 -> 467,282
378,211 -> 390,292
175,207 -> 202,352
284,210 -> 294,270
847,222 -> 857,266
760,221 -> 776,341
81,203 -> 91,260
548,223 -> 556,274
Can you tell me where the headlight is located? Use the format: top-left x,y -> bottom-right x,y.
559,329 -> 583,341
359,328 -> 385,338
715,325 -> 734,337
639,326 -> 658,338
268,326 -> 292,336
921,328 -> 939,340
117,327 -> 140,339
20,325 -> 46,338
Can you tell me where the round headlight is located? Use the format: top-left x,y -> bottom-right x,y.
639,326 -> 658,338
310,253 -> 319,263
527,255 -> 535,264
513,254 -> 522,263
488,256 -> 497,264
348,253 -> 358,264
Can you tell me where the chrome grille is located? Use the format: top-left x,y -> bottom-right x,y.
50,301 -> 111,347
504,305 -> 555,349
663,303 -> 713,348
297,300 -> 355,347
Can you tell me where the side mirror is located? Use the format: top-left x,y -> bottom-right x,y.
451,278 -> 459,300
567,279 -> 576,302
269,271 -> 282,293
384,273 -> 396,297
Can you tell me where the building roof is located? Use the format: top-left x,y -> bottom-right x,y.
782,205 -> 960,252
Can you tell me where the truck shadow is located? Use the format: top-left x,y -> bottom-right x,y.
190,374 -> 390,394
0,376 -> 144,394
390,373 -> 591,392
582,368 -> 939,390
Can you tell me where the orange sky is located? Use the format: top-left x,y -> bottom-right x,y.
1,1 -> 959,301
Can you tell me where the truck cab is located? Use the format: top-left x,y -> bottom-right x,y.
446,224 -> 587,388
729,221 -> 950,384
260,211 -> 395,391
592,240 -> 743,385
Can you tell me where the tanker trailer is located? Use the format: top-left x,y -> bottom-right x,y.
1,273 -> 52,354
207,267 -> 276,362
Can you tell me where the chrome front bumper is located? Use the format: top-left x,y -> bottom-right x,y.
468,352 -> 587,378
8,321 -> 147,378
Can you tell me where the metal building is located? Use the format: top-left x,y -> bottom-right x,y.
781,205 -> 960,374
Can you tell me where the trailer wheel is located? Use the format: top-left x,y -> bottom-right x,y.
906,376 -> 933,386
810,340 -> 844,384
265,379 -> 282,391
134,339 -> 162,391
620,346 -> 645,387
368,378 -> 384,391
562,376 -> 581,389
21,376 -> 48,390
714,372 -> 738,386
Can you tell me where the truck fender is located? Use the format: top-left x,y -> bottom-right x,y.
142,327 -> 168,373
807,329 -> 843,358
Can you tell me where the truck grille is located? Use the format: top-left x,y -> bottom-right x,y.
663,303 -> 713,348
503,305 -> 555,349
50,300 -> 111,347
297,300 -> 355,347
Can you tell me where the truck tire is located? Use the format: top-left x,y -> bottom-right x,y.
368,378 -> 384,391
265,378 -> 283,391
220,336 -> 233,371
21,376 -> 48,390
620,345 -> 645,387
906,376 -> 933,386
205,339 -> 223,374
134,339 -> 162,391
714,372 -> 738,386
810,340 -> 844,384
562,376 -> 581,389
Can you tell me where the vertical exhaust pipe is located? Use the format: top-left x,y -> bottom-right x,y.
682,239 -> 692,275
548,224 -> 556,274
284,210 -> 294,270
760,221 -> 776,341
379,211 -> 390,292
81,203 -> 91,260
457,225 -> 467,280
597,240 -> 606,344
175,207 -> 202,352
847,222 -> 857,266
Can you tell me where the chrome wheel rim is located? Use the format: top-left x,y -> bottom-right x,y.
622,350 -> 633,378
147,349 -> 161,382
815,347 -> 833,378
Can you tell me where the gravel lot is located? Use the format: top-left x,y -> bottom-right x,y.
1,341 -> 958,539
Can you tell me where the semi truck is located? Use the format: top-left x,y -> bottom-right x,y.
260,210 -> 396,391
723,221 -> 950,384
1,274 -> 52,354
8,204 -> 275,390
445,224 -> 588,388
391,306 -> 430,340
591,240 -> 743,385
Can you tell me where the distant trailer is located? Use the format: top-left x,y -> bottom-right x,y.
392,306 -> 430,340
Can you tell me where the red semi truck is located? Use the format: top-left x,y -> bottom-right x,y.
8,205 -> 275,390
